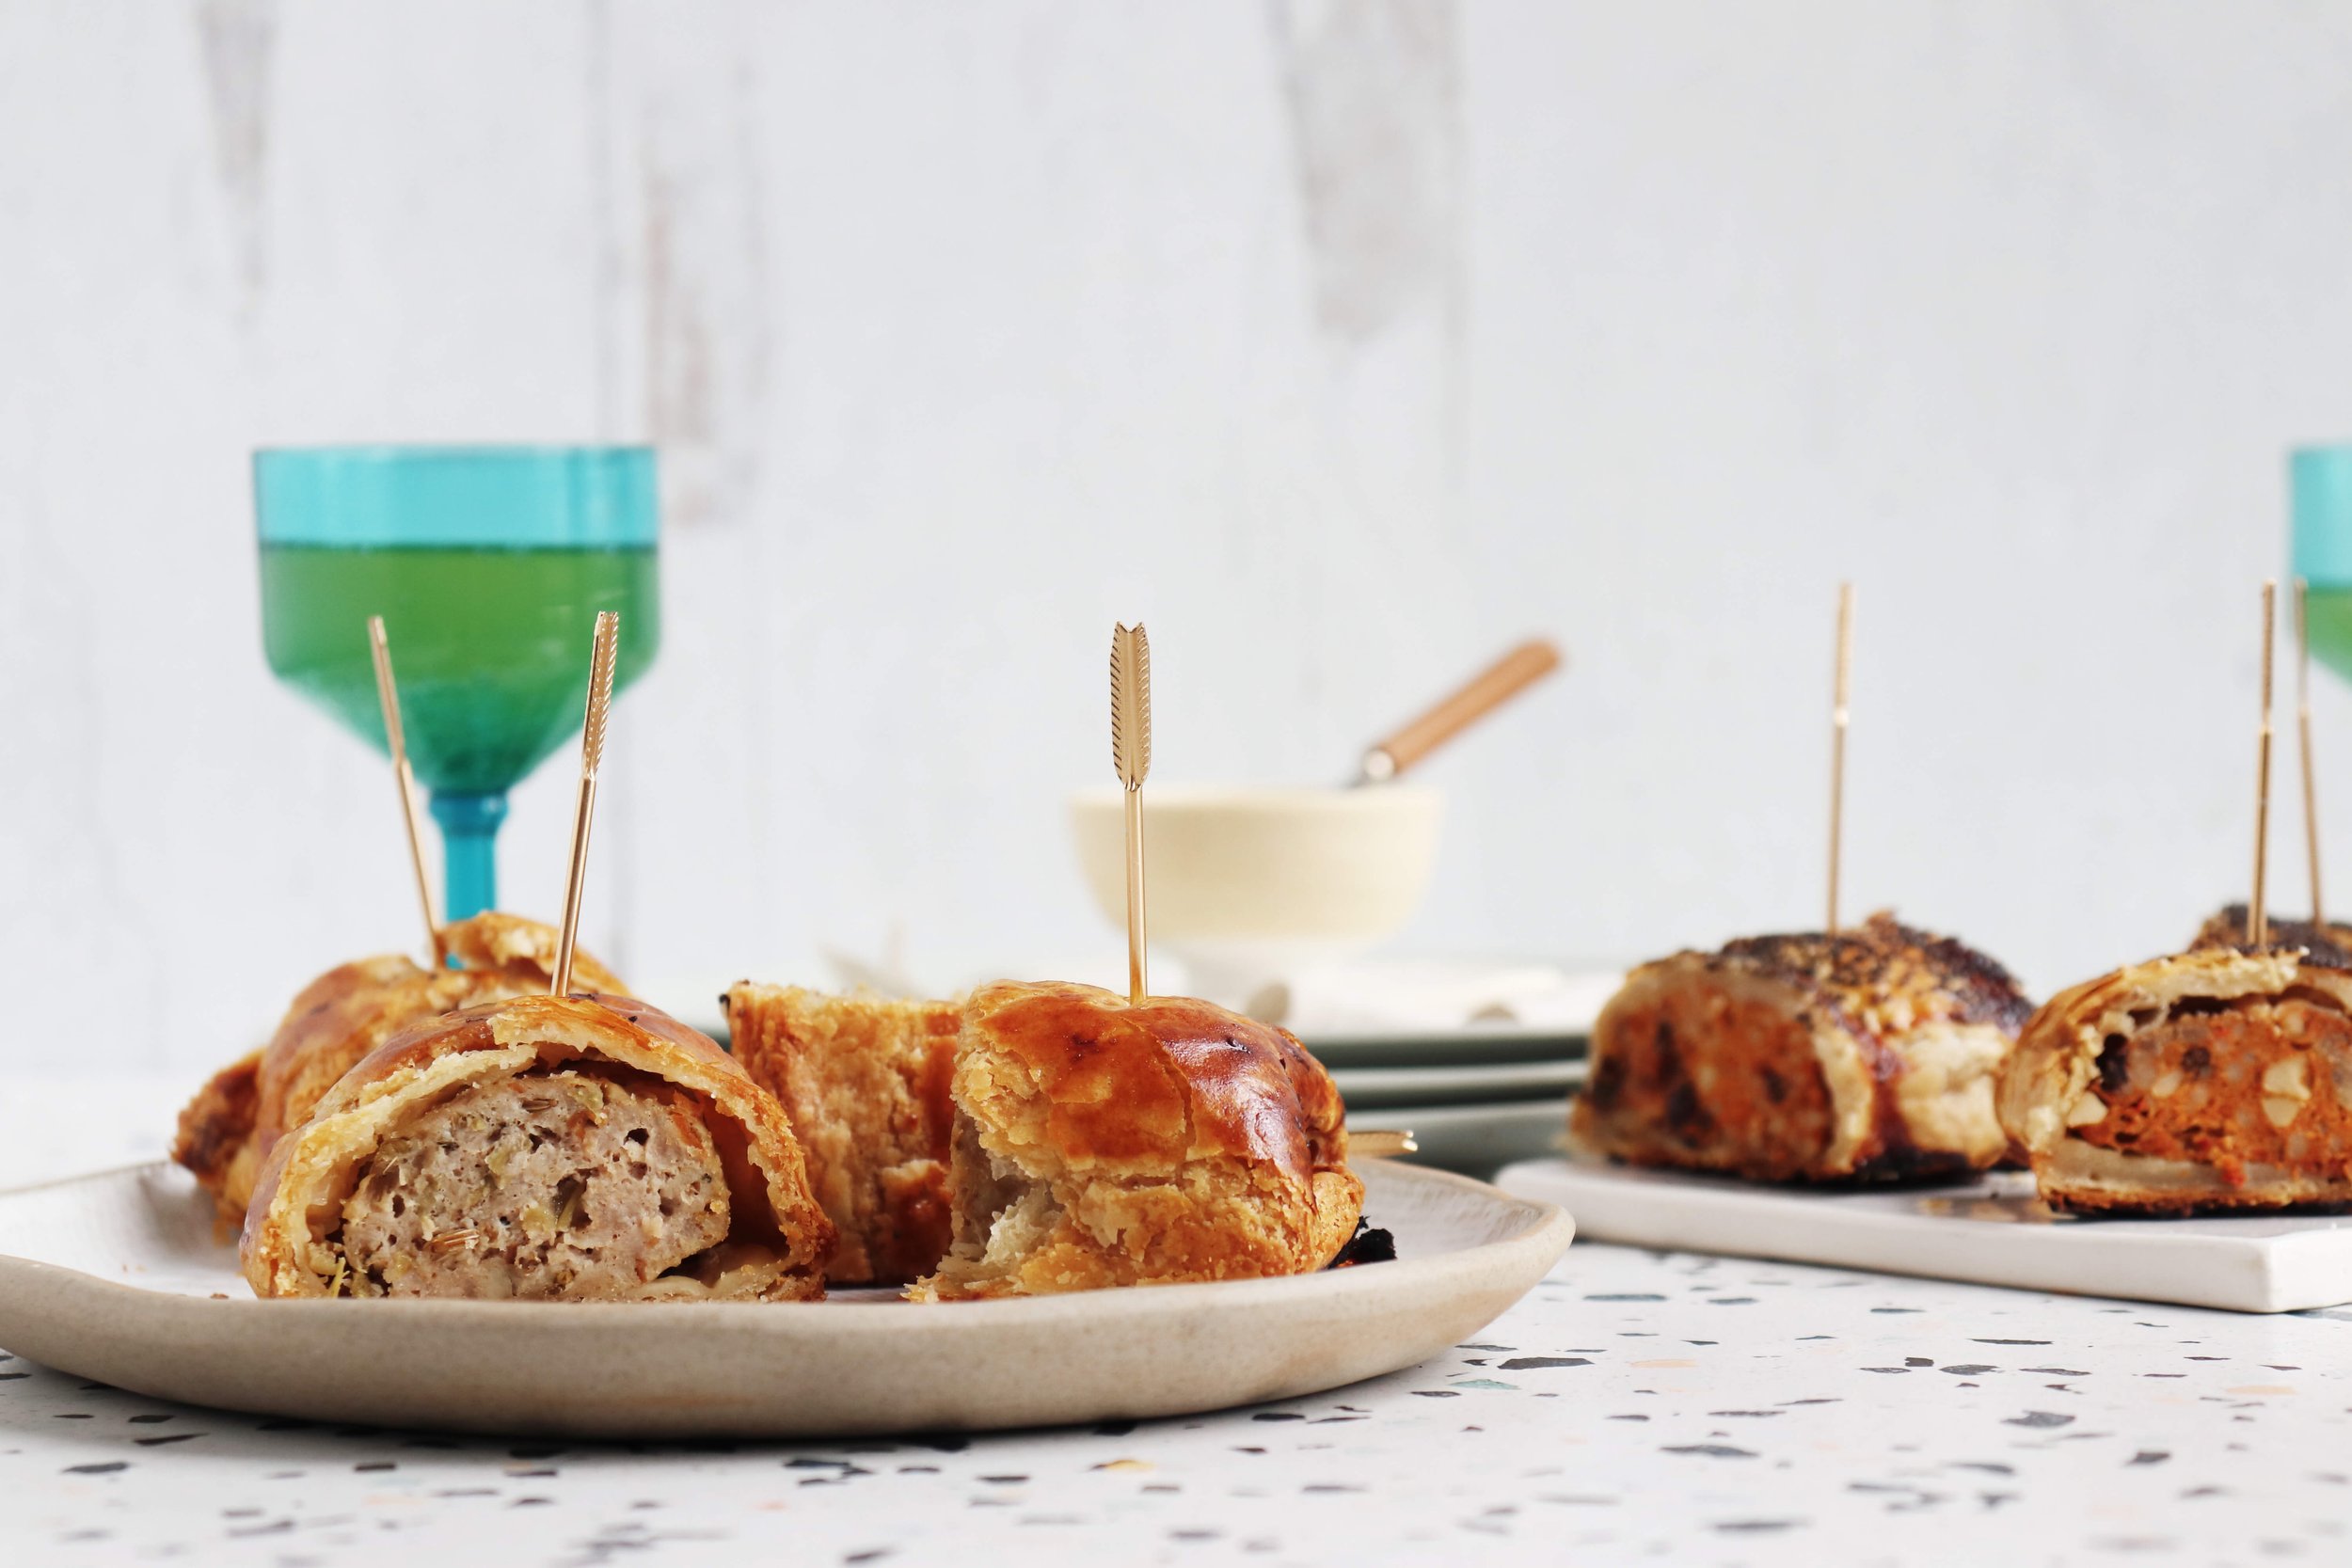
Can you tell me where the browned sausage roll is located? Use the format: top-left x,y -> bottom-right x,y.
1574,911 -> 2031,1181
1998,944 -> 2352,1215
723,985 -> 962,1288
241,992 -> 834,1301
910,980 -> 1362,1301
172,913 -> 621,1226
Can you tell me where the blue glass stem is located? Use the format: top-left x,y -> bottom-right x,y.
429,790 -> 507,925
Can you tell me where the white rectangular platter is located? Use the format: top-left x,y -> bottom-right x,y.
1496,1154 -> 2352,1314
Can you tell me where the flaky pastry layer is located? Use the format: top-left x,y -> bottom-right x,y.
725,984 -> 961,1286
240,993 -> 834,1301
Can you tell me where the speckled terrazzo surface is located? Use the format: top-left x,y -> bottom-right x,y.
6,1079 -> 2350,1566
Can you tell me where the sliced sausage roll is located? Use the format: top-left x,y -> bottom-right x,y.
1574,911 -> 2031,1182
173,913 -> 621,1226
723,985 -> 962,1288
241,993 -> 834,1301
1998,945 -> 2352,1215
909,980 -> 1362,1301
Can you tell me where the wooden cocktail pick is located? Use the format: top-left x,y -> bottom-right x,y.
1355,639 -> 1564,784
1111,623 -> 1152,1003
2297,578 -> 2325,927
551,610 -> 621,998
367,615 -> 442,969
2249,581 -> 2277,947
1826,583 -> 1855,934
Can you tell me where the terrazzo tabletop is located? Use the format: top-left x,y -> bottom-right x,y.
5,1078 -> 2349,1567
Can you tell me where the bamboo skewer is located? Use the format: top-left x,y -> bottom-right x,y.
1097,622 -> 1414,1159
1110,623 -> 1152,1003
367,616 -> 443,969
1827,583 -> 1855,935
2297,578 -> 2325,927
551,611 -> 621,999
2250,581 -> 2277,948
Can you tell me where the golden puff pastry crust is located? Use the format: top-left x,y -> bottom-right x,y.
1997,945 -> 2352,1215
242,992 -> 834,1301
1575,911 -> 2031,1182
910,980 -> 1363,1302
172,913 -> 621,1226
724,985 -> 961,1287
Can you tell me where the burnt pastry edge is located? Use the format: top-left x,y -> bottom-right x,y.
2190,905 -> 2352,969
1710,912 -> 2032,1040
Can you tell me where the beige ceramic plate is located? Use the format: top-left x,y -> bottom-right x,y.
0,1161 -> 1570,1439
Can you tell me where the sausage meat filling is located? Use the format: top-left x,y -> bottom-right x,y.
1583,986 -> 1836,1180
2072,995 -> 2352,1186
336,1070 -> 729,1299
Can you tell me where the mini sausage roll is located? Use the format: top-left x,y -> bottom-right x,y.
723,985 -> 961,1287
173,913 -> 621,1226
241,993 -> 834,1301
909,980 -> 1362,1301
1998,945 -> 2352,1215
1575,911 -> 2032,1182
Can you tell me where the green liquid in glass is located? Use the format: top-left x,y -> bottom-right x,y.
259,544 -> 660,795
2305,585 -> 2352,689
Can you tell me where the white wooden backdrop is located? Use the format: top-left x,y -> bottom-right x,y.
6,1 -> 2352,1070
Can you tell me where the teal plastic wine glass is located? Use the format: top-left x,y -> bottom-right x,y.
254,446 -> 660,922
2293,446 -> 2352,689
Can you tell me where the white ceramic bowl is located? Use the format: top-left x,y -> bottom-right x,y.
1069,785 -> 1444,1006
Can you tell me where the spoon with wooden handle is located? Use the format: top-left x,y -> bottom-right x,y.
1355,638 -> 1564,784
